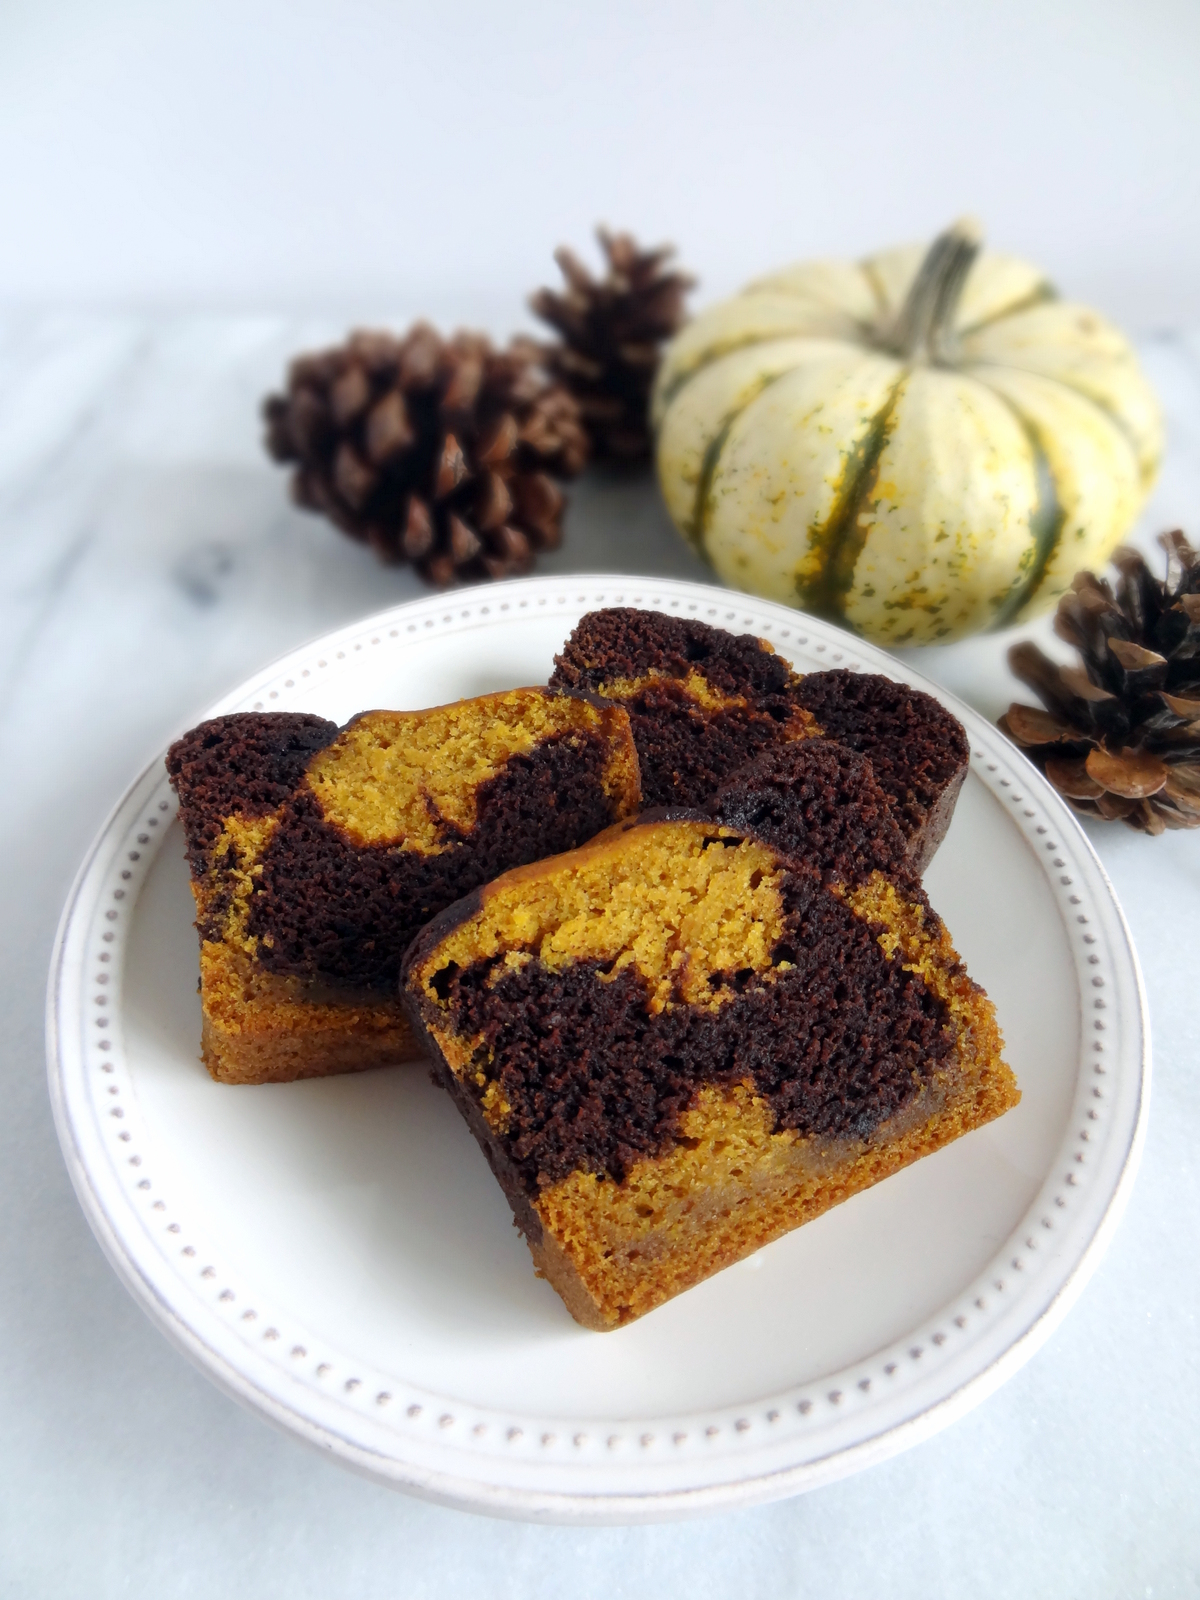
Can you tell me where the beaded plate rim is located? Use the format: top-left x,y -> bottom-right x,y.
46,573 -> 1149,1524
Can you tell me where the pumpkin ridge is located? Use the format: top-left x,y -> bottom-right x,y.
968,357 -> 1150,489
692,364 -> 823,557
657,332 -> 819,418
798,378 -> 906,623
986,404 -> 1067,631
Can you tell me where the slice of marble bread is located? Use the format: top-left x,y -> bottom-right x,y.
549,607 -> 969,873
166,689 -> 640,1084
403,739 -> 1017,1331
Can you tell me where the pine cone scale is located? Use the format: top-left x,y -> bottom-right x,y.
365,390 -> 414,463
425,554 -> 456,587
1085,746 -> 1169,798
1043,757 -> 1103,799
448,515 -> 482,565
477,413 -> 518,467
1096,793 -> 1141,823
402,497 -> 433,561
1001,531 -> 1200,832
1001,703 -> 1078,746
551,247 -> 594,295
287,388 -> 328,456
1165,766 -> 1200,811
492,525 -> 532,565
330,365 -> 371,427
554,348 -> 606,382
474,471 -> 512,531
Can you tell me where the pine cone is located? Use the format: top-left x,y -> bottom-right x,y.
263,325 -> 589,585
999,531 -> 1200,834
531,227 -> 694,462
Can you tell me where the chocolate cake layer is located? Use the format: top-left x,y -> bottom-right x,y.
549,607 -> 815,808
550,608 -> 969,871
551,605 -> 803,705
707,738 -> 910,887
167,711 -> 338,877
790,669 -> 970,873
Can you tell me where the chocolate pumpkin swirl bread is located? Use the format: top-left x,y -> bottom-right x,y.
167,690 -> 640,1085
404,742 -> 1017,1330
549,607 -> 969,872
789,667 -> 969,873
550,607 -> 816,809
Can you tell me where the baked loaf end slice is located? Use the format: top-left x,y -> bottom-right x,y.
403,742 -> 1018,1330
166,711 -> 406,1086
550,607 -> 968,873
167,689 -> 640,1085
549,606 -> 815,810
789,668 -> 969,875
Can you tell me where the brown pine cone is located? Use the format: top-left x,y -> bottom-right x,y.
999,531 -> 1200,834
531,227 -> 694,462
263,325 -> 589,585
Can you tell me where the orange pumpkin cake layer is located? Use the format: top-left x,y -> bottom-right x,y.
166,690 -> 640,1085
404,741 -> 1016,1330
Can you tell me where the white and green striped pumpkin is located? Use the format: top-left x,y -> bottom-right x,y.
652,221 -> 1161,645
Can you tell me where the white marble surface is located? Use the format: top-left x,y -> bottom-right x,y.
2,315 -> 1199,1595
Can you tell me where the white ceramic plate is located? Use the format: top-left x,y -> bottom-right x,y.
47,574 -> 1148,1523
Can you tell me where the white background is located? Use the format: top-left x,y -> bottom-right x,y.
1,0 -> 1199,326
1,4 -> 1199,1597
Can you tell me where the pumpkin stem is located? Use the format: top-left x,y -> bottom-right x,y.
884,217 -> 983,363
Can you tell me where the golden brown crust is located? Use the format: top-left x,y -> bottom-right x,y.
197,941 -> 414,1085
529,1065 -> 1019,1329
